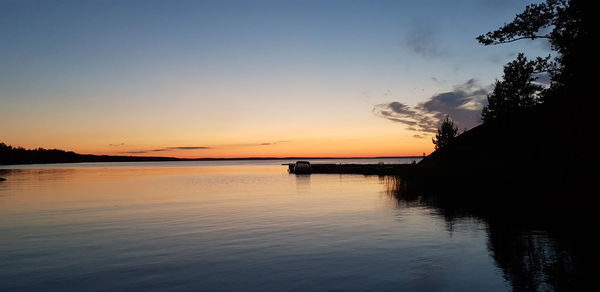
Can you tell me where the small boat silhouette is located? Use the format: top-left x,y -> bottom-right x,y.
292,161 -> 312,174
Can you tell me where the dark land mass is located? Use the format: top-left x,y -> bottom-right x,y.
413,100 -> 596,199
392,97 -> 598,290
292,96 -> 598,290
0,143 -> 180,165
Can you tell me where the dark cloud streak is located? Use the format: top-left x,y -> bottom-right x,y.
166,146 -> 211,150
120,141 -> 290,155
222,141 -> 291,147
121,146 -> 211,154
373,101 -> 438,133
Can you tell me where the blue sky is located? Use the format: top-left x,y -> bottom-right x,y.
0,0 -> 550,157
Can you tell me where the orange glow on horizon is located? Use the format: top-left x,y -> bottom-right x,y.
2,98 -> 436,159
2,136 -> 434,159
86,136 -> 433,158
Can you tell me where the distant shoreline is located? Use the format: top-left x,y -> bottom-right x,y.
1,156 -> 423,166
1,142 -> 422,165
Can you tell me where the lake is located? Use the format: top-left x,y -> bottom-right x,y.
0,159 -> 580,291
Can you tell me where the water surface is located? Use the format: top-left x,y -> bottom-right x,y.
1,160 -> 510,291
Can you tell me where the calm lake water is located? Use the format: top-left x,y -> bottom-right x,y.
0,159 -> 569,291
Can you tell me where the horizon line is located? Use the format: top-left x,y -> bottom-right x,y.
98,155 -> 425,161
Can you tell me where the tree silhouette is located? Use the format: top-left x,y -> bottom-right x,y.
432,115 -> 458,150
482,53 -> 546,121
477,0 -> 591,96
0,142 -> 180,165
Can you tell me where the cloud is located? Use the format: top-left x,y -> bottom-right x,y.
219,141 -> 291,147
122,146 -> 211,154
387,101 -> 418,116
121,142 -> 288,155
109,143 -> 125,147
373,101 -> 439,133
259,141 -> 290,146
373,79 -> 489,134
121,149 -> 167,154
430,77 -> 444,84
166,146 -> 211,150
404,22 -> 446,58
418,79 -> 488,128
533,72 -> 551,87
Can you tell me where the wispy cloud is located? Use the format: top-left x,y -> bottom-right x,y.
121,146 -> 211,154
220,140 -> 292,147
120,141 -> 290,155
165,146 -> 211,150
258,140 -> 290,146
109,143 -> 125,147
373,79 -> 489,134
404,22 -> 447,58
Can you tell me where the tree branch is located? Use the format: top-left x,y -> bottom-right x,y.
483,35 -> 551,45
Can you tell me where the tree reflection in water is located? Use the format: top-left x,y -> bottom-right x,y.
382,175 -> 595,291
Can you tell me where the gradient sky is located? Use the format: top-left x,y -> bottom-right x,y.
1,0 -> 550,158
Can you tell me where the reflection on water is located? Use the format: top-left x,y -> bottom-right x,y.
295,174 -> 311,193
1,161 -> 587,291
384,176 -> 593,291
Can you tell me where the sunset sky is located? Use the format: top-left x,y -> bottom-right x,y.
1,0 -> 550,158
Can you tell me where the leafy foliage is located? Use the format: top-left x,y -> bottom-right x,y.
482,54 -> 546,121
476,0 -> 563,46
432,116 -> 458,150
477,0 -> 590,94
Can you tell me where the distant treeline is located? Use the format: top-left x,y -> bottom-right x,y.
0,143 -> 180,165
